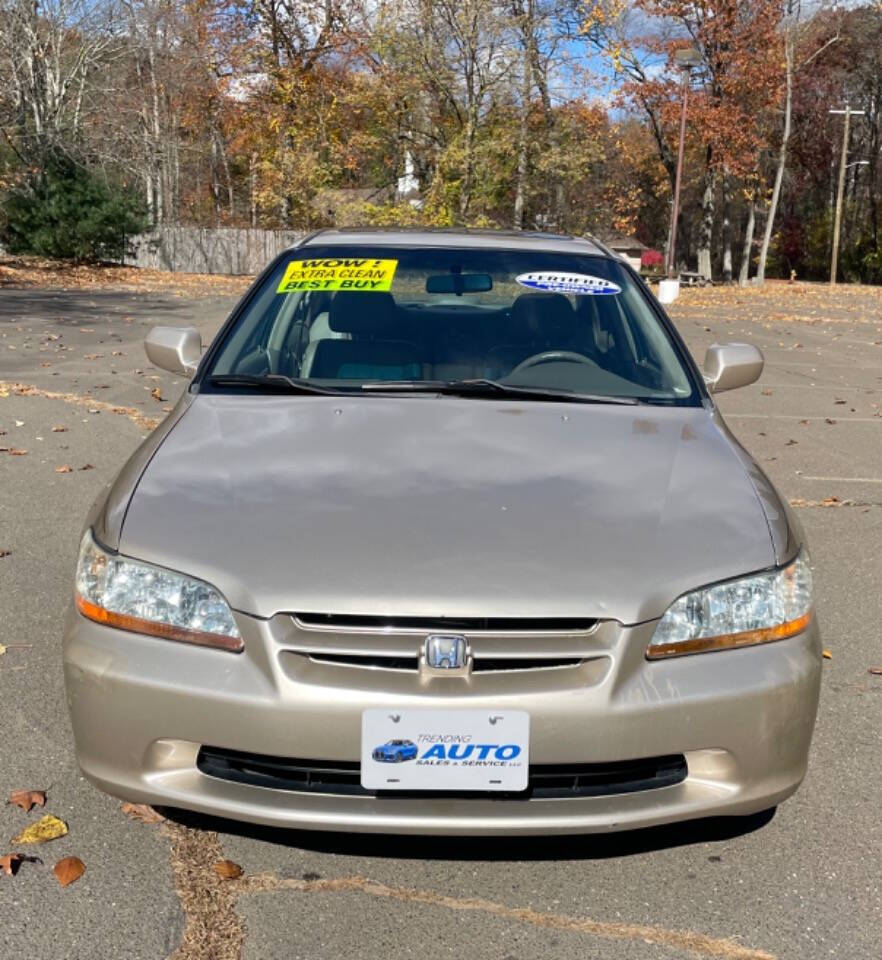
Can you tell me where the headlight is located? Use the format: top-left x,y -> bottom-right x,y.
75,531 -> 243,652
647,553 -> 812,659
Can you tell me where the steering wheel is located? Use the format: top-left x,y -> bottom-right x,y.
510,350 -> 596,376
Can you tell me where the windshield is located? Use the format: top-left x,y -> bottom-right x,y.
204,244 -> 698,404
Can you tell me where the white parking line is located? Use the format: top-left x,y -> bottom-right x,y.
800,475 -> 882,483
725,413 -> 881,422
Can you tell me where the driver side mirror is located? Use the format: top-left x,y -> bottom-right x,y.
144,326 -> 202,377
703,343 -> 764,393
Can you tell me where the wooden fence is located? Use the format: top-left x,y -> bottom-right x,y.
125,227 -> 307,275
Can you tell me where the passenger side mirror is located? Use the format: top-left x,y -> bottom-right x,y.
144,326 -> 202,377
703,343 -> 764,393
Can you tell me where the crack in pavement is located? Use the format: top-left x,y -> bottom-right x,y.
164,822 -> 246,960
0,381 -> 161,431
160,824 -> 774,960
235,871 -> 776,960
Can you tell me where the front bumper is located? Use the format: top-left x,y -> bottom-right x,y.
63,607 -> 822,835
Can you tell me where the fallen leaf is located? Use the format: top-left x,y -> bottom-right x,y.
834,399 -> 846,405
0,645 -> 5,656
55,465 -> 73,473
785,439 -> 798,446
11,814 -> 68,844
761,389 -> 773,396
120,802 -> 165,824
0,853 -> 41,876
825,418 -> 837,425
213,859 -> 243,880
8,448 -> 27,455
822,649 -> 833,660
51,425 -> 67,432
150,387 -> 165,402
53,856 -> 85,887
7,789 -> 46,813
868,667 -> 882,676
0,853 -> 23,876
83,353 -> 104,360
0,550 -> 10,558
79,464 -> 94,471
822,496 -> 841,506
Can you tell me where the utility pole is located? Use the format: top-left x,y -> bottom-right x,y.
829,107 -> 865,285
666,48 -> 702,278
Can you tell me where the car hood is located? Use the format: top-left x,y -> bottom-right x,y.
120,395 -> 776,624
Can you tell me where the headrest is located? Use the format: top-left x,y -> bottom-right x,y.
329,291 -> 397,335
508,292 -> 575,342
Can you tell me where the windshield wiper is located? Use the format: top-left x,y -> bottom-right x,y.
206,374 -> 345,396
360,378 -> 638,405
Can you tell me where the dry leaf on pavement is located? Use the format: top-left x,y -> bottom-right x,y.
822,650 -> 833,660
213,859 -> 243,880
8,448 -> 28,455
51,425 -> 67,432
150,387 -> 165,402
53,856 -> 85,887
55,465 -> 73,473
7,789 -> 47,813
0,853 -> 41,876
0,549 -> 10,558
120,802 -> 165,824
0,853 -> 24,876
11,814 -> 68,844
868,667 -> 882,676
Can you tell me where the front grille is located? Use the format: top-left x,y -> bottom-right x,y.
307,652 -> 584,673
295,613 -> 597,632
197,746 -> 687,800
309,653 -> 419,671
471,657 -> 583,672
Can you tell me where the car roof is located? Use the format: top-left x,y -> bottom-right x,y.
294,227 -> 610,258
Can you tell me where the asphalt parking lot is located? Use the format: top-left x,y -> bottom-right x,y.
1,277 -> 880,960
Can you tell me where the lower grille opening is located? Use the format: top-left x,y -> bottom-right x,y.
197,746 -> 687,800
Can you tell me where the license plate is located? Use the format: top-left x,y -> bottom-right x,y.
361,709 -> 529,792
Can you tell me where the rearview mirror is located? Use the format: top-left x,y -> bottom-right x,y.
426,273 -> 493,294
703,343 -> 764,393
144,326 -> 202,377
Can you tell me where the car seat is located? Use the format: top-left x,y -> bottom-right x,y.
305,291 -> 422,381
485,293 -> 576,378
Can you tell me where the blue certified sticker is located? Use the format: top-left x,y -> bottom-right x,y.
516,271 -> 621,296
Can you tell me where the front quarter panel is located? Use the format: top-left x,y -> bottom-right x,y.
89,391 -> 195,550
712,408 -> 802,565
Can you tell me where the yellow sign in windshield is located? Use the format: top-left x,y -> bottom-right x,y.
277,258 -> 398,293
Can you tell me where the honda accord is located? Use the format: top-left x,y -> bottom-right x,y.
63,228 -> 820,834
